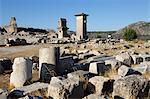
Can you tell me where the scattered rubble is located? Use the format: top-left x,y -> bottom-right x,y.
0,13 -> 150,99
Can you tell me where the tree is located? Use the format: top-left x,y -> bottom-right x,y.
123,28 -> 137,41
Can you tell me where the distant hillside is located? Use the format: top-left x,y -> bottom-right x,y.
115,21 -> 150,39
17,27 -> 48,34
88,31 -> 116,39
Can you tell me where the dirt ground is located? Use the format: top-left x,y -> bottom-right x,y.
0,41 -> 149,60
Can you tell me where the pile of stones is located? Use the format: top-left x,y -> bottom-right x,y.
0,47 -> 150,99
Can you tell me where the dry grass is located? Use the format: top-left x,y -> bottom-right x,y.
143,72 -> 150,79
27,88 -> 48,99
102,67 -> 118,79
0,71 -> 11,89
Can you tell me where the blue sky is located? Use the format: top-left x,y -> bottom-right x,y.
0,0 -> 149,31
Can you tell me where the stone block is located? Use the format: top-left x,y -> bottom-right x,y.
133,62 -> 150,74
105,59 -> 121,69
40,63 -> 56,82
131,55 -> 143,64
47,76 -> 85,99
118,65 -> 141,77
89,76 -> 114,95
112,75 -> 149,99
10,57 -> 32,87
39,47 -> 60,78
140,54 -> 150,62
89,61 -> 106,74
58,56 -> 74,75
116,52 -> 133,65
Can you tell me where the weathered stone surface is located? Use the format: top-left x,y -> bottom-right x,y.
39,47 -> 60,78
77,49 -> 89,54
57,18 -> 69,39
47,76 -> 85,99
60,47 -> 70,57
18,95 -> 42,99
4,17 -> 17,33
89,50 -> 101,56
88,55 -> 115,63
10,82 -> 48,97
32,63 -> 38,70
139,54 -> 150,62
80,44 -> 86,49
82,94 -> 109,99
0,58 -> 12,70
112,75 -> 150,99
89,61 -> 106,74
68,70 -> 89,96
58,56 -> 74,75
116,52 -> 133,65
40,63 -> 56,83
118,65 -> 141,77
75,13 -> 88,40
10,57 -> 32,87
0,88 -> 8,99
0,64 -> 4,74
105,59 -> 121,69
88,76 -> 114,95
67,70 -> 89,81
131,55 -> 143,64
79,53 -> 95,59
133,62 -> 150,74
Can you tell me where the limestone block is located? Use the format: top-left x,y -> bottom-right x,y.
88,55 -> 115,63
47,76 -> 84,99
133,62 -> 150,74
10,57 -> 32,87
112,75 -> 149,99
79,53 -> 94,59
89,76 -> 113,95
131,55 -> 143,64
118,65 -> 141,77
105,59 -> 121,69
116,52 -> 133,65
40,63 -> 56,83
89,61 -> 106,74
82,94 -> 109,99
67,70 -> 89,81
58,56 -> 74,75
89,50 -> 101,56
139,54 -> 150,62
39,47 -> 59,78
10,82 -> 48,98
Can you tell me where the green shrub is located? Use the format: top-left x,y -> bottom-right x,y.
123,28 -> 137,41
97,34 -> 101,38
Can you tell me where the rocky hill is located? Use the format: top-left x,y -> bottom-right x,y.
115,21 -> 150,39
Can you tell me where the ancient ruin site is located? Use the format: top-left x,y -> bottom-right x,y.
0,0 -> 150,99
